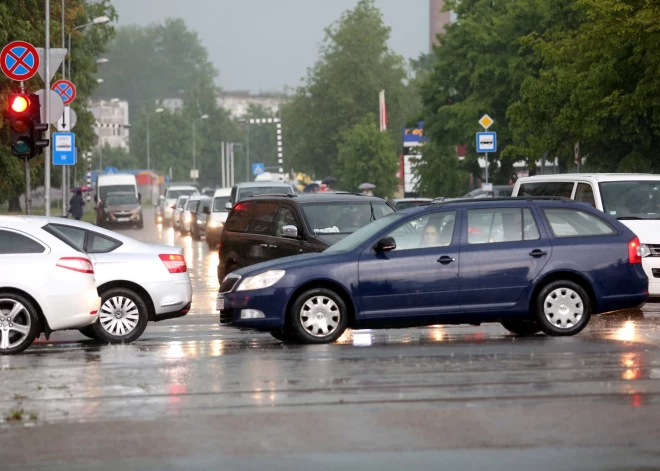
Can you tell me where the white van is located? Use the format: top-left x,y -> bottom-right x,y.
96,174 -> 139,203
512,174 -> 660,295
205,188 -> 232,249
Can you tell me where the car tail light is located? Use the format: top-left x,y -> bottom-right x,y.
160,254 -> 187,273
57,257 -> 95,274
628,237 -> 650,264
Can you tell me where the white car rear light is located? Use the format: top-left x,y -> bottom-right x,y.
159,254 -> 187,273
56,257 -> 94,274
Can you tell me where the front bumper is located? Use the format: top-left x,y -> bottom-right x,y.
218,287 -> 293,331
642,258 -> 660,296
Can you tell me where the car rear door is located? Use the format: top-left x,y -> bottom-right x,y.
245,201 -> 281,266
459,205 -> 552,312
270,204 -> 311,259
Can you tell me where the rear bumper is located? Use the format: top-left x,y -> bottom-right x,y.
43,284 -> 101,331
154,302 -> 191,322
642,258 -> 660,295
143,279 -> 193,317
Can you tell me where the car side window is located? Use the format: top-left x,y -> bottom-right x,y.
248,202 -> 280,236
575,183 -> 596,207
87,232 -> 122,253
468,208 -> 540,244
519,182 -> 575,198
543,208 -> 615,238
47,224 -> 87,251
0,230 -> 45,254
225,201 -> 255,233
385,211 -> 457,251
275,205 -> 299,237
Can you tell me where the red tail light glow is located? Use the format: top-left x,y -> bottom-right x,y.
159,254 -> 187,273
629,237 -> 642,264
56,257 -> 95,274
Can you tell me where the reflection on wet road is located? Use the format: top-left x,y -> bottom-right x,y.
2,208 -> 660,470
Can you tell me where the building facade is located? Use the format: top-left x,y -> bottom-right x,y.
90,99 -> 130,151
160,92 -> 288,119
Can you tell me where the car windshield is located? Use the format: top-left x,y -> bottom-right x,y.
100,185 -> 134,199
167,189 -> 196,200
302,201 -> 395,235
106,194 -> 138,205
176,197 -> 189,209
600,181 -> 660,220
238,186 -> 291,199
325,212 -> 404,254
213,196 -> 231,212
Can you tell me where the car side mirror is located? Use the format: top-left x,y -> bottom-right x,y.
224,202 -> 233,210
374,237 -> 396,253
203,207 -> 211,215
159,195 -> 165,201
282,225 -> 298,239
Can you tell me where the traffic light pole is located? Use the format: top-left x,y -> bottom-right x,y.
24,158 -> 32,215
44,0 -> 52,217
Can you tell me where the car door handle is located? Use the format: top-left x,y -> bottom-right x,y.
260,243 -> 269,248
268,244 -> 278,249
529,249 -> 547,258
437,256 -> 455,264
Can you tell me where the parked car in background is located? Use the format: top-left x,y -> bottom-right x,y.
229,181 -> 297,207
218,193 -> 396,281
172,195 -> 190,231
160,186 -> 199,225
39,218 -> 192,344
0,217 -> 101,355
513,173 -> 660,296
191,197 -> 212,241
180,195 -> 207,235
463,185 -> 513,198
201,187 -> 216,198
392,198 -> 433,210
206,188 -> 232,249
96,192 -> 143,229
218,197 -> 649,343
96,174 -> 139,205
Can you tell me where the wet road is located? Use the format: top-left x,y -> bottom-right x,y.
2,208 -> 660,470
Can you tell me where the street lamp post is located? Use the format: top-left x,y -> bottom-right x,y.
192,115 -> 209,183
68,15 -> 110,79
146,108 -> 164,171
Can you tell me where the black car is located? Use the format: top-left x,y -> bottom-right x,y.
96,192 -> 143,229
191,197 -> 212,241
218,193 -> 396,281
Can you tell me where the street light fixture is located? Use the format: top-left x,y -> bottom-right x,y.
68,15 -> 111,78
96,58 -> 109,64
192,115 -> 209,183
96,78 -> 104,84
147,107 -> 164,171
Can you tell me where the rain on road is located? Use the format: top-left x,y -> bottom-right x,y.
2,208 -> 660,470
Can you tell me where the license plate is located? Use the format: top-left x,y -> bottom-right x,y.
117,217 -> 130,222
216,294 -> 225,311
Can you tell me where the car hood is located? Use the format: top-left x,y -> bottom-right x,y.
315,233 -> 347,246
620,220 -> 660,244
233,251 -> 342,278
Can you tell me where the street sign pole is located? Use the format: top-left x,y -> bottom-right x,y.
484,153 -> 488,184
44,0 -> 51,216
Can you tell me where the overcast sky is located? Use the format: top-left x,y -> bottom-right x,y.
110,0 -> 429,93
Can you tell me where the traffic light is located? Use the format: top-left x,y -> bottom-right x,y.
5,92 -> 49,158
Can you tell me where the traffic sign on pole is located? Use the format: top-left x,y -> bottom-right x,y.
476,132 -> 497,153
479,114 -> 494,131
51,79 -> 76,105
252,163 -> 265,176
1,41 -> 40,81
35,48 -> 67,83
52,132 -> 76,166
56,106 -> 77,131
35,89 -> 64,124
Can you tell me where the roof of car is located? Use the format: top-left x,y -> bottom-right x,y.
213,188 -> 232,197
516,173 -> 659,183
235,182 -> 293,188
244,193 -> 388,204
167,186 -> 198,191
392,198 -> 433,203
186,195 -> 208,202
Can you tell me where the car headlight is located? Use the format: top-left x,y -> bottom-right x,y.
236,270 -> 285,291
185,215 -> 191,223
209,221 -> 223,228
197,219 -> 204,225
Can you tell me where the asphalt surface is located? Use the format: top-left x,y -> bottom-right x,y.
2,208 -> 660,470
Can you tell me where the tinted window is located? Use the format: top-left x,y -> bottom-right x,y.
575,183 -> 596,207
0,230 -> 45,254
199,200 -> 211,212
213,196 -> 231,212
88,232 -> 122,253
543,208 -> 616,238
496,187 -> 513,197
166,189 -> 196,200
238,186 -> 291,200
519,182 -> 574,198
325,213 -> 405,254
185,199 -> 198,211
248,202 -> 280,235
386,211 -> 456,251
225,201 -> 255,233
600,181 -> 660,220
468,208 -> 540,244
106,194 -> 138,205
47,225 -> 86,250
275,205 -> 299,237
100,185 -> 135,199
301,202 -> 395,235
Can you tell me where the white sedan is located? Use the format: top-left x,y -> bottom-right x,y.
0,217 -> 101,355
20,217 -> 193,344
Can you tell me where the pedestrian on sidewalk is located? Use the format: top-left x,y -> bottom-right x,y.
69,190 -> 85,221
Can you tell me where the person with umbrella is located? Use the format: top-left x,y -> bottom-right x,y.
68,189 -> 85,221
358,183 -> 376,197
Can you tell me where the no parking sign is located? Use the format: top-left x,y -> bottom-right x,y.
0,41 -> 40,81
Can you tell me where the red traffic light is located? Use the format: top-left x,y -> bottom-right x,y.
10,95 -> 29,113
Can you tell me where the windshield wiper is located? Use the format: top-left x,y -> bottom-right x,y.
617,216 -> 644,220
370,202 -> 375,222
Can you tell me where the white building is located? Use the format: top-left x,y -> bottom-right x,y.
90,99 -> 130,151
160,91 -> 288,118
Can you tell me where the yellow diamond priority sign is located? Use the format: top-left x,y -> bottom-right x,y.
479,114 -> 494,130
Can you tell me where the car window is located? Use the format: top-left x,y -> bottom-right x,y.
543,208 -> 616,238
166,189 -> 196,200
385,211 -> 457,251
496,187 -> 513,197
213,196 -> 231,212
248,202 -> 280,235
176,198 -> 188,209
467,208 -> 540,244
0,230 -> 45,254
185,199 -> 198,211
275,205 -> 299,237
106,194 -> 138,205
575,183 -> 596,207
46,224 -> 86,251
599,180 -> 660,220
301,201 -> 395,235
225,201 -> 255,233
519,182 -> 575,198
87,232 -> 122,253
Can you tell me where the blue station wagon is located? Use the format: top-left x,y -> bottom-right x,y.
217,198 -> 649,344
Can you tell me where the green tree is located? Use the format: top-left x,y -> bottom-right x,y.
335,114 -> 399,198
508,0 -> 660,173
282,0 -> 413,179
412,143 -> 470,198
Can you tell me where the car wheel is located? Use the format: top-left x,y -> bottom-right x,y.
501,319 -> 541,337
0,293 -> 40,355
289,288 -> 348,344
92,288 -> 149,344
78,325 -> 99,341
535,281 -> 591,336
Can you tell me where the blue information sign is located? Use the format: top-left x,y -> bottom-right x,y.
252,163 -> 265,175
476,132 -> 497,153
52,132 -> 76,166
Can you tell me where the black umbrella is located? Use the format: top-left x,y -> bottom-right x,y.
303,183 -> 320,193
322,176 -> 338,185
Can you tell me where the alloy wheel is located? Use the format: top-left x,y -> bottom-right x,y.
0,298 -> 32,350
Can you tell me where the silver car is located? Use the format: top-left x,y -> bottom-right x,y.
172,195 -> 189,231
40,218 -> 192,344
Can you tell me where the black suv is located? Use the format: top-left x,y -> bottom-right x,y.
218,193 -> 396,281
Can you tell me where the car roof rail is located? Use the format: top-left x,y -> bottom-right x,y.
248,193 -> 298,199
432,196 -> 575,205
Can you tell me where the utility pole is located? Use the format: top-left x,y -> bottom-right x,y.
44,0 -> 52,216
